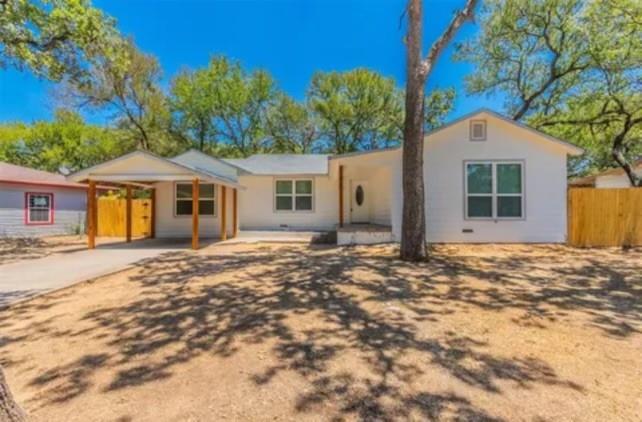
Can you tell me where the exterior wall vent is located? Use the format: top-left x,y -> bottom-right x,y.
470,120 -> 487,141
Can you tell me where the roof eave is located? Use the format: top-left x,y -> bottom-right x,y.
68,150 -> 245,190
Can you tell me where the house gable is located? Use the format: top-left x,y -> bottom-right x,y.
394,109 -> 573,243
68,151 -> 198,182
424,110 -> 583,156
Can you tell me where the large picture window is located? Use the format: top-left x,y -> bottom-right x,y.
175,183 -> 216,216
275,179 -> 313,212
26,193 -> 53,224
465,161 -> 523,219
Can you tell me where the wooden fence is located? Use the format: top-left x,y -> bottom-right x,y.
568,188 -> 642,247
97,198 -> 152,237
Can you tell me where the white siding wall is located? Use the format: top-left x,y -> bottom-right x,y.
595,173 -> 638,188
237,175 -> 339,231
154,181 -> 234,238
0,182 -> 86,237
152,115 -> 572,243
390,113 -> 570,243
340,164 -> 393,226
370,168 -> 392,226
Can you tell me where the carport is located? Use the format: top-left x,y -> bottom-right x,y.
68,150 -> 244,250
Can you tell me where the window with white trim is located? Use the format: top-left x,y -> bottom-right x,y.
275,179 -> 313,211
175,183 -> 216,216
26,193 -> 53,224
465,161 -> 523,219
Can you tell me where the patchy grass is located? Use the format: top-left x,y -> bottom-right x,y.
0,243 -> 640,421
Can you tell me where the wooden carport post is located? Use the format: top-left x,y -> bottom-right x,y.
232,188 -> 238,238
220,185 -> 227,241
87,180 -> 96,249
150,187 -> 156,239
125,185 -> 133,243
338,165 -> 344,227
192,178 -> 199,250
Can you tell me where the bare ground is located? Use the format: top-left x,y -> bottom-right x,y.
0,236 -> 127,266
0,243 -> 640,422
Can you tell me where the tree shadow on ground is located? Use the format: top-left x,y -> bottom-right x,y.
0,236 -> 90,266
2,243 -> 640,420
0,238 -> 54,265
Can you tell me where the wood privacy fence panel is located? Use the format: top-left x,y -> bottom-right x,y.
97,198 -> 152,237
568,188 -> 642,247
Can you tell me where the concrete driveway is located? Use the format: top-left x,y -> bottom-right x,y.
0,239 -> 203,307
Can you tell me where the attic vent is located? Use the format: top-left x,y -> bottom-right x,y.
470,120 -> 487,141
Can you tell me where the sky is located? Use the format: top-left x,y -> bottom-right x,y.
0,0 -> 504,125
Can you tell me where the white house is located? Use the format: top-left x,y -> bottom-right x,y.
570,160 -> 642,188
0,162 -> 89,237
68,109 -> 583,247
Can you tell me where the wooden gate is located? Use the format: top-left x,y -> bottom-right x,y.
97,198 -> 152,237
568,188 -> 642,247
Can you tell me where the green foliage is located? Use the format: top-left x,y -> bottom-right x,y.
0,109 -> 132,173
308,68 -> 404,153
0,122 -> 29,163
0,0 -> 121,81
458,0 -> 589,120
424,88 -> 456,131
64,39 -> 181,154
170,66 -> 218,152
305,69 -> 454,153
458,0 -> 641,181
168,62 -> 455,156
266,94 -> 319,153
169,56 -> 276,157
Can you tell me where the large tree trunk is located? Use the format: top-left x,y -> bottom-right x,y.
400,0 -> 478,261
400,0 -> 427,261
0,366 -> 26,422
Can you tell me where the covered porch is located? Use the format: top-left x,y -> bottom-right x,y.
332,150 -> 398,245
68,151 -> 244,250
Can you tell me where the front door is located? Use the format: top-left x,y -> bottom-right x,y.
350,180 -> 370,223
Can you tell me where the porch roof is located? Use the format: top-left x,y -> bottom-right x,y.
67,150 -> 244,189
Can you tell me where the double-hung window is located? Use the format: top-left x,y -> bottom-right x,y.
175,183 -> 216,216
26,193 -> 53,224
275,179 -> 313,212
465,161 -> 523,219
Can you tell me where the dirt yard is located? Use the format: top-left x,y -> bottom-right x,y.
0,235 -> 88,265
0,236 -> 137,265
0,243 -> 640,421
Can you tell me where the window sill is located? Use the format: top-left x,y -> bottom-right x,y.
174,214 -> 217,218
274,210 -> 315,214
464,217 -> 525,221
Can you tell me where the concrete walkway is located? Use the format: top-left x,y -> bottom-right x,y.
0,239 -> 197,307
221,230 -> 324,244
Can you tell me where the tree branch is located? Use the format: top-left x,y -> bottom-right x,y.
419,0 -> 478,78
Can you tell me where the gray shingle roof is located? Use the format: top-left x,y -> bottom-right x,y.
223,154 -> 329,175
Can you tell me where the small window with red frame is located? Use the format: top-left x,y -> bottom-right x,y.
26,193 -> 53,224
